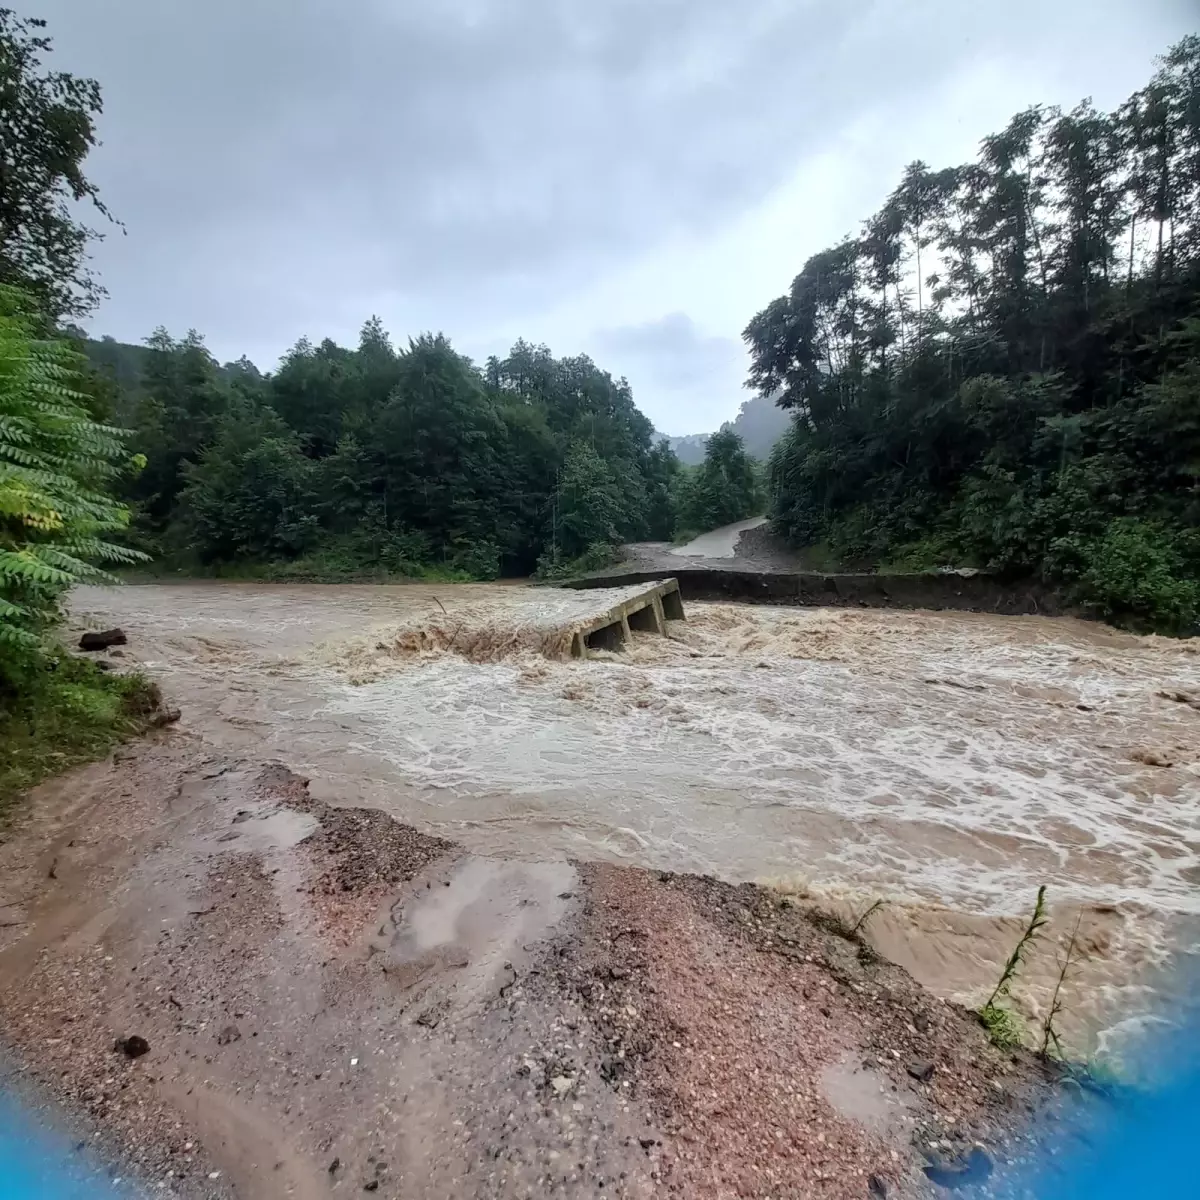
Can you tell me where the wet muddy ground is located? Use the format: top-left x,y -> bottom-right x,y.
1,579 -> 1198,1195
61,582 -> 1200,1058
0,739 -> 1081,1199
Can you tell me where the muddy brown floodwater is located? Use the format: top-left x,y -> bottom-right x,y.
66,581 -> 1200,1058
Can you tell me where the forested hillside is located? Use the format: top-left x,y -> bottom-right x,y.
662,431 -> 708,466
84,317 -> 778,580
748,37 -> 1200,631
84,332 -> 697,579
726,392 -> 791,460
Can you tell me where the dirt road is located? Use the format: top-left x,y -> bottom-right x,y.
668,517 -> 768,558
0,736 -> 1073,1199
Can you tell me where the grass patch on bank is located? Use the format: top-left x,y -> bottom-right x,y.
979,1003 -> 1027,1051
534,542 -> 622,581
113,530 -> 508,586
0,651 -> 161,823
218,556 -> 477,585
118,558 -> 479,585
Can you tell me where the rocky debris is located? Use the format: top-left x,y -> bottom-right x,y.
114,1035 -> 150,1059
281,772 -> 453,898
361,1154 -> 388,1192
923,1145 -> 993,1189
266,765 -> 454,947
1130,747 -> 1175,767
0,744 -> 1071,1200
544,863 -> 1068,1200
414,999 -> 449,1029
79,628 -> 127,651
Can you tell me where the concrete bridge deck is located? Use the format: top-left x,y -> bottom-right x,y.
570,578 -> 685,658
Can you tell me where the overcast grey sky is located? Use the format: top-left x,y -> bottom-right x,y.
35,0 -> 1197,433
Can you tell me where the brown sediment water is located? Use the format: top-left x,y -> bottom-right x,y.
68,581 -> 1200,1058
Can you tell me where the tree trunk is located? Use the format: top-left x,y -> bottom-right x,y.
1127,216 -> 1136,294
915,232 -> 923,349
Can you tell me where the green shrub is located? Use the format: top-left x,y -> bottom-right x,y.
0,652 -> 159,819
979,1003 -> 1026,1051
0,285 -> 145,687
448,538 -> 501,581
534,541 -> 620,581
1071,519 -> 1199,633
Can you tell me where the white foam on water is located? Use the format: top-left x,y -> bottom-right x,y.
318,609 -> 1200,918
69,584 -> 1200,1056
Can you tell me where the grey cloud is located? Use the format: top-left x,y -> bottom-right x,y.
33,0 -> 1195,378
31,5 -> 978,341
592,313 -> 745,434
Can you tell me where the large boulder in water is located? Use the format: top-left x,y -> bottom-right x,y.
79,628 -> 127,651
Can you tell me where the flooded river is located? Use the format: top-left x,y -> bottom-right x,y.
70,581 -> 1200,1057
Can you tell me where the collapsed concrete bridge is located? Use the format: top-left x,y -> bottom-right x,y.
569,578 -> 685,658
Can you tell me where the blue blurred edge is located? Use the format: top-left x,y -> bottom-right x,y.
0,1084 -> 128,1200
1028,1065 -> 1200,1198
2,981 -> 1199,1197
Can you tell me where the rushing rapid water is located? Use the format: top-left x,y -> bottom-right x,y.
69,581 -> 1200,1056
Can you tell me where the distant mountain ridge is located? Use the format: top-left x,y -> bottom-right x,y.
664,432 -> 709,464
660,391 -> 790,465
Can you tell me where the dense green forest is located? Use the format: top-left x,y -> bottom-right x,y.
7,2 -> 1200,640
83,327 -> 759,580
748,37 -> 1200,631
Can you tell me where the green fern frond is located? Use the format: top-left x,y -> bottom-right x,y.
0,550 -> 75,586
0,621 -> 38,647
0,285 -> 147,657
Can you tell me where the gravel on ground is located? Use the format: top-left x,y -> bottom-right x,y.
0,734 -> 1073,1198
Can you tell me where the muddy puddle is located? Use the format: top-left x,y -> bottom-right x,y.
371,855 -> 576,1011
69,581 -> 1200,1059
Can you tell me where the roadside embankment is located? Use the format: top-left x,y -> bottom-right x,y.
564,567 -> 1066,616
